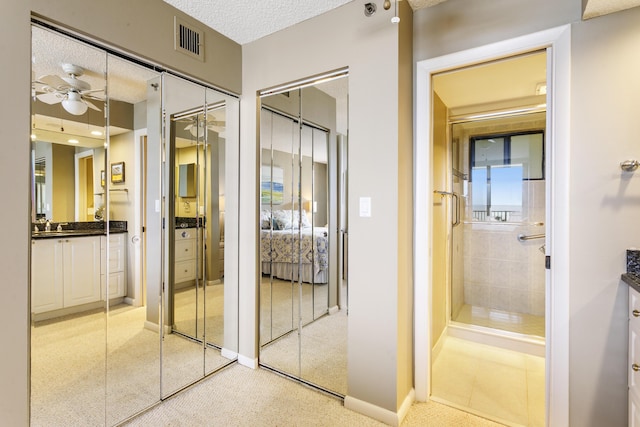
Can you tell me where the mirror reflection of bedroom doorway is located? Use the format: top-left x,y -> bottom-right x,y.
258,70 -> 348,397
430,51 -> 548,425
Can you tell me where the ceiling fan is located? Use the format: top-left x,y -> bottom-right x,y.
33,63 -> 103,116
184,113 -> 225,137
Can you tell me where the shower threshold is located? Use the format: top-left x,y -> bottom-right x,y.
447,321 -> 545,357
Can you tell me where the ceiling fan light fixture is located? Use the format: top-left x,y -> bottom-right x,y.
61,92 -> 88,115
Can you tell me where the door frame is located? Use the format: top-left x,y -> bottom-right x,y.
414,25 -> 571,426
74,149 -> 94,222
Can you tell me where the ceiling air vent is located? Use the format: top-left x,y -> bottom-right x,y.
174,17 -> 204,61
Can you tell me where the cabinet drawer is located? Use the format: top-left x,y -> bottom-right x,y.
101,233 -> 126,273
175,239 -> 196,262
175,260 -> 196,282
632,288 -> 640,326
101,272 -> 126,299
175,229 -> 196,240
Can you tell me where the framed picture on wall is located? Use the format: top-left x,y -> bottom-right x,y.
101,170 -> 105,187
111,162 -> 125,183
260,165 -> 284,204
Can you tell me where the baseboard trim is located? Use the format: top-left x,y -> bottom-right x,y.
399,388 -> 415,424
144,320 -> 159,332
221,348 -> 237,360
329,305 -> 340,315
238,353 -> 258,369
344,388 -> 415,427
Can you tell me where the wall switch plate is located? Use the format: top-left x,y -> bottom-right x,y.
359,197 -> 371,217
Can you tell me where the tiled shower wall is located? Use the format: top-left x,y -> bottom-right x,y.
462,181 -> 546,316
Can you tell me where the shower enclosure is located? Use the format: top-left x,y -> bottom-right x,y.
447,114 -> 547,338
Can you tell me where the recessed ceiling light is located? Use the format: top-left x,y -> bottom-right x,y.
68,139 -> 79,144
91,130 -> 103,136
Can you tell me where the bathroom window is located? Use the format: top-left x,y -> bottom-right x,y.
470,131 -> 544,222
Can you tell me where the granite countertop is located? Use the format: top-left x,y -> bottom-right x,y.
622,273 -> 640,294
623,249 -> 640,293
32,220 -> 127,239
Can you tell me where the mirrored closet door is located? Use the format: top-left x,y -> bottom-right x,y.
259,73 -> 348,396
30,23 -> 239,426
161,75 -> 240,397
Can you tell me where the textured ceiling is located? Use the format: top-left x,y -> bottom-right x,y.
163,0 -> 353,45
163,0 -> 451,45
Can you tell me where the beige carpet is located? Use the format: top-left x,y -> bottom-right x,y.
260,276 -> 329,346
122,363 -> 503,427
30,303 -> 231,427
260,309 -> 347,395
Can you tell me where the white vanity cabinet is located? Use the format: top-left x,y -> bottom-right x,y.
31,238 -> 64,313
31,236 -> 101,314
101,233 -> 127,299
175,228 -> 198,286
629,286 -> 640,426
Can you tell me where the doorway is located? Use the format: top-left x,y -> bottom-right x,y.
414,26 -> 572,426
430,51 -> 547,424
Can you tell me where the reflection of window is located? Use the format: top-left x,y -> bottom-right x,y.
470,131 -> 543,222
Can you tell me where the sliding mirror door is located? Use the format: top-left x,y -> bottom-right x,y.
203,87 -> 240,374
30,26 -> 108,426
162,73 -> 207,396
30,23 -> 240,426
162,74 -> 240,397
259,73 -> 348,395
104,54 -> 162,426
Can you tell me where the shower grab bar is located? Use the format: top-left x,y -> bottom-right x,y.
433,190 -> 460,227
517,233 -> 545,242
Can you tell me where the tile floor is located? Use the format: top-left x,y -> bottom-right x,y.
431,336 -> 545,427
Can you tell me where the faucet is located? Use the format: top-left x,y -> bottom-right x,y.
45,220 -> 51,232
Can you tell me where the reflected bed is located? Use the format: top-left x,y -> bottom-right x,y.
260,227 -> 328,284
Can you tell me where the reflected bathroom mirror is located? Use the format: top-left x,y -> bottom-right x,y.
258,72 -> 349,396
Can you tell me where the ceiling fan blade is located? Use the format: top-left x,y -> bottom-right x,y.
82,98 -> 102,111
36,92 -> 64,105
81,88 -> 104,96
37,74 -> 70,92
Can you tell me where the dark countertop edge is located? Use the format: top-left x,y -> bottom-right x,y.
31,229 -> 127,239
623,273 -> 640,294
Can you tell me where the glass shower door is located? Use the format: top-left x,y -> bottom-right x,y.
450,119 -> 546,338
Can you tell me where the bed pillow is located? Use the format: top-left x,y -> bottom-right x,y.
260,209 -> 272,229
300,209 -> 312,228
272,209 -> 294,230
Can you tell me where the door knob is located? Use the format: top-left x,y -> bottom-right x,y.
633,309 -> 640,318
633,363 -> 640,372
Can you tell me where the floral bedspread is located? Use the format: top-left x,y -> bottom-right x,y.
260,227 -> 329,274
